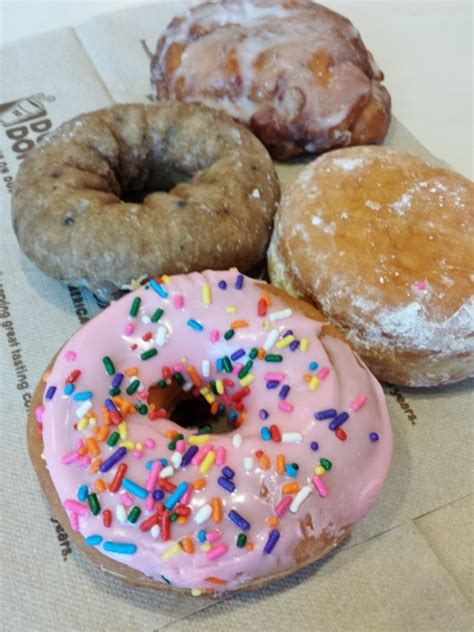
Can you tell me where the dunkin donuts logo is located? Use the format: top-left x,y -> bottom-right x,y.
0,93 -> 55,193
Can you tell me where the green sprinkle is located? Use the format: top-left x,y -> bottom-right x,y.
128,506 -> 141,524
265,354 -> 283,363
224,329 -> 235,340
130,297 -> 141,317
210,380 -> 218,395
87,493 -> 100,516
238,360 -> 253,379
170,513 -> 178,523
109,387 -> 121,397
158,379 -> 167,388
102,356 -> 115,375
320,458 -> 332,471
151,308 -> 164,323
198,425 -> 212,435
173,372 -> 185,385
223,356 -> 232,373
249,348 -> 258,360
140,348 -> 158,361
168,435 -> 183,451
126,379 -> 140,395
236,533 -> 247,548
137,404 -> 148,415
107,432 -> 120,447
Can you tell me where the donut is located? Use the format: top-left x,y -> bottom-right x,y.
30,269 -> 392,595
12,102 -> 280,302
151,0 -> 391,159
268,146 -> 474,387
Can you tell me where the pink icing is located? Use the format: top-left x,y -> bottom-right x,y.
41,270 -> 391,592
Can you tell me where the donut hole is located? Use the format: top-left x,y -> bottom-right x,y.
120,170 -> 193,203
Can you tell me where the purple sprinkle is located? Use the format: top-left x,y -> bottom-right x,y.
99,447 -> 127,473
218,476 -> 235,493
235,274 -> 244,290
283,330 -> 293,337
218,280 -> 227,290
153,489 -> 165,501
259,409 -> 269,420
222,466 -> 235,479
314,409 -> 337,421
45,386 -> 57,401
266,380 -> 279,390
111,372 -> 124,388
228,510 -> 250,531
310,441 -> 319,451
231,349 -> 245,361
105,398 -> 119,413
329,412 -> 349,431
279,384 -> 290,400
263,529 -> 280,554
369,432 -> 379,442
181,445 -> 199,466
289,340 -> 300,351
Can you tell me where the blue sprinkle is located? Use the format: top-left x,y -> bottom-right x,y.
309,361 -> 319,371
73,391 -> 93,401
149,279 -> 168,298
159,458 -> 168,466
99,447 -> 127,473
152,489 -> 165,501
283,329 -> 293,337
263,529 -> 280,554
63,383 -> 74,396
187,318 -> 203,331
105,398 -> 119,413
310,441 -> 319,451
218,476 -> 235,493
227,410 -> 238,421
103,541 -> 137,555
197,529 -> 206,543
145,460 -> 155,470
218,280 -> 227,290
279,384 -> 290,400
228,510 -> 250,531
111,373 -> 124,388
314,409 -> 337,421
164,482 -> 189,510
289,340 -> 300,351
77,485 -> 88,501
181,445 -> 198,466
85,535 -> 103,546
216,358 -> 224,372
266,380 -> 279,390
370,432 -> 379,442
122,478 -> 148,499
45,386 -> 57,401
235,274 -> 244,290
260,427 -> 271,441
222,466 -> 235,479
259,409 -> 269,420
218,404 -> 225,416
285,464 -> 298,478
329,412 -> 349,431
231,349 -> 246,361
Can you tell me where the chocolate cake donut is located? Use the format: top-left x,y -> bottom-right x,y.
12,102 -> 280,302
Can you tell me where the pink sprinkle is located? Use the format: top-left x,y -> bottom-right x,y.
415,281 -> 426,290
173,294 -> 184,309
192,444 -> 214,466
180,486 -> 193,505
206,530 -> 221,543
61,451 -> 80,465
76,439 -> 85,449
312,475 -> 329,498
350,394 -> 368,412
35,405 -> 45,422
233,363 -> 243,375
175,439 -> 186,454
120,492 -> 134,509
210,329 -> 219,343
317,367 -> 330,380
64,500 -> 88,516
173,363 -> 184,372
68,511 -> 80,531
64,350 -> 76,362
215,446 -> 226,466
144,438 -> 155,449
221,394 -> 232,406
145,497 -> 155,512
278,401 -> 294,413
146,461 -> 162,492
206,544 -> 228,561
133,450 -> 144,459
78,456 -> 91,468
123,323 -> 135,336
191,386 -> 200,398
264,372 -> 285,382
275,496 -> 292,517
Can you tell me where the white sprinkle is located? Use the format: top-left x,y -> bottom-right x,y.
75,400 -> 92,418
171,452 -> 182,469
243,457 -> 254,471
150,525 -> 160,539
251,188 -> 261,198
365,200 -> 381,211
202,360 -> 210,378
182,381 -> 193,392
232,434 -> 242,448
269,308 -> 293,322
263,329 -> 279,351
282,432 -> 303,443
159,465 -> 174,478
116,505 -> 128,524
379,277 -> 384,284
194,504 -> 212,525
141,315 -> 151,324
289,486 -> 313,513
155,326 -> 167,346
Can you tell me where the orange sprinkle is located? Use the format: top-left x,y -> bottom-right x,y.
257,347 -> 265,360
262,292 -> 272,306
282,482 -> 300,495
177,516 -> 189,525
259,453 -> 271,470
267,516 -> 279,527
210,401 -> 219,415
303,374 -> 312,382
193,478 -> 206,491
181,536 -> 195,554
276,454 -> 285,475
78,446 -> 88,457
96,427 -> 109,442
211,497 -> 222,523
165,430 -> 178,440
230,320 -> 249,329
186,365 -> 202,387
86,438 -> 100,456
95,479 -> 106,493
205,577 -> 228,585
128,405 -> 137,415
85,411 -> 95,418
246,542 -> 254,552
124,367 -> 139,376
89,458 -> 102,474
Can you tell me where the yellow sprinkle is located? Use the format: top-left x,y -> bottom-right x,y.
263,320 -> 270,330
135,442 -> 143,451
314,465 -> 325,476
181,356 -> 188,364
300,337 -> 309,351
161,275 -> 170,284
120,440 -> 135,450
226,305 -> 237,314
191,589 -> 203,597
200,387 -> 209,396
161,542 -> 182,560
200,542 -> 211,552
118,421 -> 128,440
309,376 -> 320,391
88,417 -> 97,426
199,450 -> 216,474
216,380 -> 224,395
204,393 -> 216,405
188,434 -> 211,446
77,417 -> 89,431
240,373 -> 255,387
276,335 -> 295,349
202,284 -> 212,305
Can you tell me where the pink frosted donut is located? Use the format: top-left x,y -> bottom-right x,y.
30,270 -> 391,594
